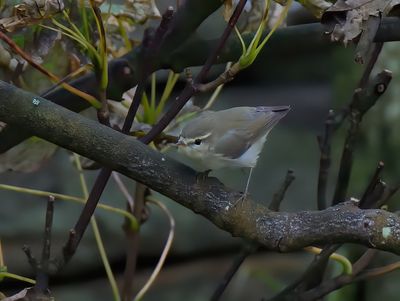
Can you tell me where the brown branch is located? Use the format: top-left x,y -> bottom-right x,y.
298,250 -> 392,301
197,62 -> 240,92
316,110 -> 336,210
379,183 -> 400,207
19,196 -> 56,301
211,242 -> 258,301
139,0 -> 249,144
61,7 -> 176,267
360,161 -> 385,206
0,30 -> 99,107
358,43 -> 384,89
352,249 -> 378,275
213,169 -> 295,300
360,180 -> 386,210
121,184 -> 147,301
36,195 -> 55,292
92,3 -> 111,126
332,69 -> 392,205
268,245 -> 341,301
2,18 -> 400,153
3,82 -> 400,256
354,17 -> 382,65
269,170 -> 295,211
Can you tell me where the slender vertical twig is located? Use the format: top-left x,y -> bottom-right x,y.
213,167 -> 294,300
61,7 -> 176,267
140,0 -> 249,144
134,196 -> 175,301
121,183 -> 147,301
35,195 -> 55,293
269,245 -> 341,301
74,154 -> 121,301
19,196 -> 56,300
269,169 -> 295,211
317,110 -> 335,210
360,161 -> 384,204
332,44 -> 388,205
332,69 -> 392,205
210,242 -> 258,301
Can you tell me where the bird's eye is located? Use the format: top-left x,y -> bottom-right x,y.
194,139 -> 202,145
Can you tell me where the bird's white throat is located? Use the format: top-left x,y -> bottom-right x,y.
177,134 -> 268,171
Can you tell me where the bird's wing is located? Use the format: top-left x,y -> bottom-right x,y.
213,114 -> 268,159
213,129 -> 251,159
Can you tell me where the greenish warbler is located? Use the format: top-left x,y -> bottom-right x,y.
177,106 -> 290,202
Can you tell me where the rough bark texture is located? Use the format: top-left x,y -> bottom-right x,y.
0,18 -> 399,153
1,81 -> 400,254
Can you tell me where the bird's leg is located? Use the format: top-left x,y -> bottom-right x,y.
196,169 -> 212,184
232,167 -> 254,206
243,167 -> 253,197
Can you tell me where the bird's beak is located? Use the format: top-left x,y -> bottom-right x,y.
176,138 -> 187,147
271,106 -> 291,113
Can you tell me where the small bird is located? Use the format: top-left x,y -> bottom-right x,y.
177,106 -> 290,203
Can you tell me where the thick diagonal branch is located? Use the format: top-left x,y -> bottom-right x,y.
1,18 -> 400,153
1,82 -> 400,254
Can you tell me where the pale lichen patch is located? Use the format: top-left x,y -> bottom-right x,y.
382,227 -> 391,239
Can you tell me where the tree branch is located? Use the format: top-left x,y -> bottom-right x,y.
1,17 -> 400,152
2,81 -> 400,254
332,70 -> 392,205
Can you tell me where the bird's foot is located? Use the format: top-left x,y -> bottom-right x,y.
196,169 -> 212,184
230,192 -> 248,208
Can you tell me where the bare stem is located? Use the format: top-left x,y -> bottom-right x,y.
269,170 -> 295,211
140,0 -> 248,144
211,242 -> 258,301
332,70 -> 392,205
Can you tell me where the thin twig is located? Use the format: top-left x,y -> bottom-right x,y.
61,7 -> 176,269
63,167 -> 113,261
211,242 -> 258,301
352,249 -> 378,275
304,246 -> 352,275
269,245 -> 340,300
202,62 -> 233,110
121,183 -> 146,301
112,172 -> 135,210
298,254 -> 396,301
119,7 -> 249,295
74,154 -> 121,301
356,261 -> 400,279
332,69 -> 392,205
358,42 -> 384,89
0,183 -> 138,227
36,195 -> 55,292
40,65 -> 90,97
91,2 -> 111,126
0,239 -> 3,267
134,196 -> 175,301
269,169 -> 295,211
317,110 -> 335,210
360,161 -> 384,206
123,8 -> 175,133
378,183 -> 400,207
360,180 -> 386,209
41,195 -> 55,265
331,42 -> 387,205
355,17 -> 382,66
22,246 -> 37,269
212,169 -> 294,299
0,31 -> 100,107
140,0 -> 248,144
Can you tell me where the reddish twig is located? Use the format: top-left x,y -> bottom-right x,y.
140,0 -> 249,144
